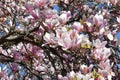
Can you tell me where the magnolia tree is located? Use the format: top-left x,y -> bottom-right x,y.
0,0 -> 120,80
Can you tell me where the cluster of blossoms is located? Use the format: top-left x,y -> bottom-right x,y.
0,0 -> 120,80
57,39 -> 115,80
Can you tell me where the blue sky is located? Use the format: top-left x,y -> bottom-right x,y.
116,32 -> 120,39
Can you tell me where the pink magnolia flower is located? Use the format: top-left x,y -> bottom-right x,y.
92,47 -> 111,61
92,39 -> 112,60
85,21 -> 93,32
56,27 -> 82,50
93,39 -> 107,48
57,33 -> 72,50
98,60 -> 113,72
44,9 -> 58,19
99,27 -> 105,35
43,32 -> 57,45
31,11 -> 39,20
69,30 -> 83,48
72,22 -> 84,32
69,71 -> 92,80
59,11 -> 71,24
98,60 -> 115,80
44,18 -> 60,30
80,64 -> 93,75
0,66 -> 8,79
34,0 -> 47,7
55,27 -> 71,49
76,73 -> 92,80
93,14 -> 104,26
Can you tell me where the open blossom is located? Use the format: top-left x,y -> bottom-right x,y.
55,26 -> 91,50
43,32 -> 56,44
93,14 -> 104,26
44,9 -> 58,19
72,22 -> 84,32
0,66 -> 8,79
98,60 -> 115,80
57,31 -> 72,49
0,0 -> 119,79
59,11 -> 71,24
93,39 -> 107,48
44,18 -> 60,30
30,9 -> 40,20
98,60 -> 113,72
92,47 -> 111,61
80,64 -> 93,75
92,39 -> 112,60
69,71 -> 93,80
55,27 -> 83,50
85,21 -> 93,32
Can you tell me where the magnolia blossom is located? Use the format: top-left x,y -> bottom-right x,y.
44,18 -> 60,30
98,60 -> 115,80
85,21 -> 93,31
44,9 -> 58,19
72,22 -> 84,32
92,47 -> 111,61
99,27 -> 105,35
69,71 -> 92,80
55,27 -> 91,50
55,27 -> 83,50
0,0 -> 119,79
30,9 -> 40,20
93,39 -> 107,48
80,64 -> 93,75
0,66 -> 8,79
98,60 -> 113,72
59,11 -> 71,24
93,14 -> 104,26
43,32 -> 56,45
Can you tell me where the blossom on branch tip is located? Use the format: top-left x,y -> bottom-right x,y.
93,14 -> 104,26
72,22 -> 84,32
59,11 -> 71,24
93,39 -> 107,48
